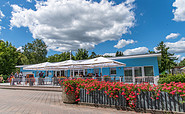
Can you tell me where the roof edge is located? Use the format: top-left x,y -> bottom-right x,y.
109,53 -> 161,60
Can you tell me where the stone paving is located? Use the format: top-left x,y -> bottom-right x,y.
0,89 -> 141,114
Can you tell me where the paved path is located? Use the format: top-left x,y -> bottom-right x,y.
0,85 -> 62,92
0,89 -> 140,114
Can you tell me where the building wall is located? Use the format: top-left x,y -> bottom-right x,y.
20,56 -> 159,78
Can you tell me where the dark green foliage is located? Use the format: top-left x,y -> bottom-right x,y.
48,51 -> 75,62
0,40 -> 19,75
22,39 -> 48,64
89,52 -> 96,59
75,49 -> 89,60
158,74 -> 185,84
116,51 -> 123,57
155,41 -> 177,73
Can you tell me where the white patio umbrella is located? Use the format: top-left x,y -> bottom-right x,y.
76,57 -> 126,74
23,62 -> 52,70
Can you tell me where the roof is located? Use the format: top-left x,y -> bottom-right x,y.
109,53 -> 161,60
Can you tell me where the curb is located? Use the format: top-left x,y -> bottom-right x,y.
0,85 -> 63,92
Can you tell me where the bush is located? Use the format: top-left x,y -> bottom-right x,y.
0,74 -> 9,82
158,73 -> 185,84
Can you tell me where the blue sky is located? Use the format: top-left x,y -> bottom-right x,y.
0,0 -> 185,61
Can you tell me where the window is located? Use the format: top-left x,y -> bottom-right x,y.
46,71 -> 49,77
94,69 -> 99,74
124,67 -> 132,76
61,70 -> 64,76
57,71 -> 60,77
110,68 -> 116,75
134,67 -> 142,77
144,66 -> 154,76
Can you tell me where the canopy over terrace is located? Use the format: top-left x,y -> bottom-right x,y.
23,57 -> 126,77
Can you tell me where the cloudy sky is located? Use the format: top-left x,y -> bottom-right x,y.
0,0 -> 185,60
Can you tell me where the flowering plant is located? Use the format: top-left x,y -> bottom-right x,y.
60,79 -> 185,107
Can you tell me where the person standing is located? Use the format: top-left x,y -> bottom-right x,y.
19,72 -> 23,84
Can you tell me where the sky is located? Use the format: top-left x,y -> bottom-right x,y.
0,0 -> 185,61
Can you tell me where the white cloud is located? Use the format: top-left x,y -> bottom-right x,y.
172,54 -> 181,60
17,46 -> 23,52
173,0 -> 185,21
181,56 -> 185,61
0,10 -> 5,21
165,38 -> 185,53
114,39 -> 137,49
103,53 -> 115,57
123,47 -> 148,55
10,0 -> 135,52
26,0 -> 32,3
166,33 -> 180,39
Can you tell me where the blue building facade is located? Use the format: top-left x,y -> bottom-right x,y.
18,53 -> 160,83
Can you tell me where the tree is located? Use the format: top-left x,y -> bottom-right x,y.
47,51 -> 74,62
22,39 -> 47,64
75,49 -> 89,60
179,59 -> 185,66
17,52 -> 29,65
155,41 -> 177,73
0,40 -> 19,75
148,50 -> 156,54
116,51 -> 123,57
89,52 -> 96,59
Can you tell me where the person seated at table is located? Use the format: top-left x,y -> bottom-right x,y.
75,73 -> 79,78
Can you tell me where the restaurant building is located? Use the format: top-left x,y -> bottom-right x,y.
17,53 -> 161,84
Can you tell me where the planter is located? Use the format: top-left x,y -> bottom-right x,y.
62,86 -> 78,104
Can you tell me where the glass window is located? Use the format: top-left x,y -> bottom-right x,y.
124,67 -> 132,76
94,69 -> 99,74
144,66 -> 154,76
61,70 -> 64,76
110,68 -> 116,75
134,67 -> 142,77
57,71 -> 60,77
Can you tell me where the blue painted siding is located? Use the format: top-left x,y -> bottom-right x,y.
114,57 -> 159,76
19,56 -> 159,78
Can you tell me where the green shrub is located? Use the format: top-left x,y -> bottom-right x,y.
0,74 -> 9,81
158,73 -> 185,84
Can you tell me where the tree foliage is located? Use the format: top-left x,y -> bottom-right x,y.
22,39 -> 47,64
48,52 -> 75,62
116,51 -> 123,57
75,49 -> 89,60
0,40 -> 19,75
89,52 -> 96,59
155,41 -> 177,73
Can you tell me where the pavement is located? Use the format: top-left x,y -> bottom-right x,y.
0,89 -> 141,114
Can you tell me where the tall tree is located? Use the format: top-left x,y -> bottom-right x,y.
0,40 -> 19,75
116,51 -> 123,57
156,41 -> 177,73
89,52 -> 96,59
179,59 -> 185,66
47,51 -> 74,62
17,52 -> 29,65
22,39 -> 47,64
75,49 -> 89,60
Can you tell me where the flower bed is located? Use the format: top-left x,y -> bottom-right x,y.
60,79 -> 185,108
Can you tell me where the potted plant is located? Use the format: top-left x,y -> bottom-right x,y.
61,79 -> 78,104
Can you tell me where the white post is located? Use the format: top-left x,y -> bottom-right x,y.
142,66 -> 145,82
73,69 -> 74,77
83,69 -> 85,76
132,67 -> 135,83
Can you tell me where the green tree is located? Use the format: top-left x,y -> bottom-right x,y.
0,40 -> 19,75
89,52 -> 96,59
17,52 -> 29,65
148,50 -> 156,54
47,51 -> 74,62
156,41 -> 177,73
179,59 -> 185,66
75,49 -> 89,60
116,51 -> 123,57
22,39 -> 47,64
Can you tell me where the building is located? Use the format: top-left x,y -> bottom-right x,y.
16,53 -> 161,84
